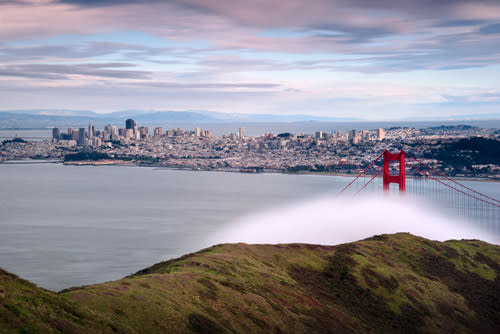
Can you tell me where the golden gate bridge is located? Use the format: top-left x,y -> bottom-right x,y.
339,150 -> 500,229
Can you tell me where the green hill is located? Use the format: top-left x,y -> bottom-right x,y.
1,233 -> 500,333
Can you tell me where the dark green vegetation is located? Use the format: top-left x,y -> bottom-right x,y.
424,137 -> 500,172
1,233 -> 499,333
64,151 -> 110,162
1,137 -> 26,145
286,163 -> 357,173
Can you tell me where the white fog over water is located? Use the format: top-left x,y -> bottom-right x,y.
211,196 -> 496,246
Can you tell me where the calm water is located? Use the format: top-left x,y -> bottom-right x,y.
0,163 -> 498,291
0,164 -> 347,290
0,129 -> 52,141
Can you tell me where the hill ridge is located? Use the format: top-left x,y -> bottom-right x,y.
1,233 -> 499,333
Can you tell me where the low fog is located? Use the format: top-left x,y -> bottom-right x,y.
211,195 -> 497,246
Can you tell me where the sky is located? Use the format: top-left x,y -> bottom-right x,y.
0,0 -> 499,120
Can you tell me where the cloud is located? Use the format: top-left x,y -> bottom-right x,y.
0,63 -> 151,80
434,19 -> 486,28
127,81 -> 280,90
0,41 -> 183,63
0,0 -> 499,118
479,23 -> 500,34
1,0 -> 499,69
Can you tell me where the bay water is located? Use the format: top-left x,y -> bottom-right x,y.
0,163 -> 498,291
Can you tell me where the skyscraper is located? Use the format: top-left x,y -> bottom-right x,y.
71,130 -> 79,141
52,128 -> 60,140
88,120 -> 94,139
139,126 -> 149,139
239,127 -> 245,139
78,128 -> 86,145
377,128 -> 385,140
125,129 -> 133,139
125,119 -> 136,129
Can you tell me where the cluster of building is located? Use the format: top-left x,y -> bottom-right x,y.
51,118 -> 385,148
315,128 -> 385,143
46,119 -> 390,171
2,119 -> 498,177
52,119 -> 217,147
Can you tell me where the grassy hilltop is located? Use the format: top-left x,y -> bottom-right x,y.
1,233 -> 500,334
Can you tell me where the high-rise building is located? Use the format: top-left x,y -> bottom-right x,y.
125,129 -> 134,139
239,127 -> 245,139
125,119 -> 136,130
139,126 -> 148,139
92,137 -> 102,147
154,127 -> 162,137
52,128 -> 60,140
362,130 -> 369,140
377,128 -> 385,140
103,124 -> 112,140
315,131 -> 322,140
88,120 -> 94,139
195,127 -> 201,137
78,128 -> 86,145
347,129 -> 360,144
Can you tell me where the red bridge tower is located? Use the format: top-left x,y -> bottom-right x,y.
383,150 -> 405,193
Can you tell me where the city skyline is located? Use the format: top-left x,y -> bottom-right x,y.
5,114 -> 495,179
0,1 -> 499,120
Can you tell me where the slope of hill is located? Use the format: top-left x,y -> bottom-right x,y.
1,233 -> 499,334
0,269 -> 132,333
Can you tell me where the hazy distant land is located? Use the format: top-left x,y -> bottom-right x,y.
1,109 -> 499,132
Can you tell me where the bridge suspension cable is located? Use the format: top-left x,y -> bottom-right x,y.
406,161 -> 499,207
337,149 -> 500,229
405,152 -> 500,205
353,168 -> 383,196
337,151 -> 384,195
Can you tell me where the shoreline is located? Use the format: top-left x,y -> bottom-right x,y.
2,158 -> 500,182
63,159 -> 133,166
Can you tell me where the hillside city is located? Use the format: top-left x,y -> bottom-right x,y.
1,119 -> 499,178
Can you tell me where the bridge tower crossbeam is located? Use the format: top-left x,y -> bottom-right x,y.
383,149 -> 405,193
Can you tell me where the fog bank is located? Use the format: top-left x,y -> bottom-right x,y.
211,196 -> 497,246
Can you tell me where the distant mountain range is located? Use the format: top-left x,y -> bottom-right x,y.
1,109 -> 499,129
0,109 -> 357,128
